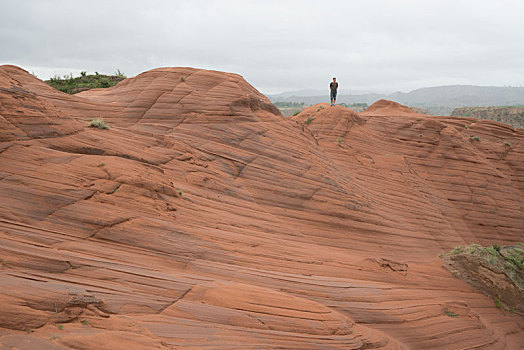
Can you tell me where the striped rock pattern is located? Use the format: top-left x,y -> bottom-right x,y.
0,65 -> 522,349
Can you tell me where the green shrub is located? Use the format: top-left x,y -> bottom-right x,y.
449,244 -> 481,255
180,76 -> 185,82
304,117 -> 314,125
444,309 -> 458,317
45,71 -> 125,94
89,118 -> 109,130
316,106 -> 324,112
485,245 -> 499,256
293,110 -> 301,116
470,135 -> 480,142
505,247 -> 524,269
336,136 -> 343,144
114,69 -> 126,78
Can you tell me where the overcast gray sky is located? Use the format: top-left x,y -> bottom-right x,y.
1,0 -> 524,94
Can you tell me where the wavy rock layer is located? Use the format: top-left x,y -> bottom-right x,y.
0,65 -> 523,349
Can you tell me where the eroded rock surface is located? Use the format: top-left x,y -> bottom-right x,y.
1,65 -> 523,349
442,244 -> 524,315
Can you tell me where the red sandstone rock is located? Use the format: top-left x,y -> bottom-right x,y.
0,65 -> 522,349
361,99 -> 425,117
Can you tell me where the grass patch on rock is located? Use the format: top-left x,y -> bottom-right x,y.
89,118 -> 110,130
444,309 -> 458,317
447,243 -> 523,285
441,243 -> 523,315
304,117 -> 314,125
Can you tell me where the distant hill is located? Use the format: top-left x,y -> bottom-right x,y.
269,88 -> 380,98
269,85 -> 524,116
268,92 -> 383,108
274,101 -> 368,116
269,89 -> 326,98
452,106 -> 524,129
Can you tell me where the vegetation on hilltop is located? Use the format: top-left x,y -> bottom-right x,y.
45,70 -> 126,94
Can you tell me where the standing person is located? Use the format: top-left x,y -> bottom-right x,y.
330,77 -> 338,106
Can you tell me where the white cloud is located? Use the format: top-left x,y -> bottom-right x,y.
1,0 -> 523,93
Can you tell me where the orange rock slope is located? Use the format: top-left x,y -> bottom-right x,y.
0,65 -> 522,349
